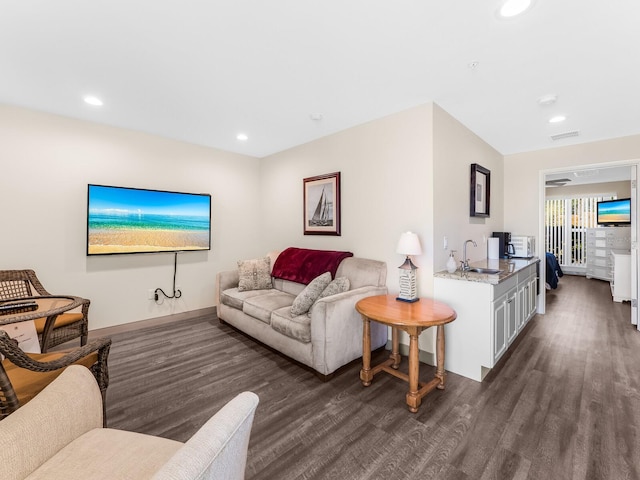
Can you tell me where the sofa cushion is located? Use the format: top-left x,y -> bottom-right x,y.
237,257 -> 273,292
221,287 -> 271,310
243,291 -> 295,324
309,277 -> 350,314
271,307 -> 312,343
290,272 -> 332,316
23,428 -> 182,480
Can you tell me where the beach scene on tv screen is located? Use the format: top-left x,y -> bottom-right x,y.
599,200 -> 630,224
88,186 -> 210,255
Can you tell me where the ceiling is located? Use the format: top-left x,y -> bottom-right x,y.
2,1 -> 640,159
545,166 -> 631,188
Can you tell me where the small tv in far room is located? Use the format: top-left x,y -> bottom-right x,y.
596,198 -> 631,226
87,184 -> 211,255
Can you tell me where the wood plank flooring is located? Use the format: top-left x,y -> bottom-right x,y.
105,275 -> 640,479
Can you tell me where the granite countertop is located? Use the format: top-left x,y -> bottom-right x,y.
434,257 -> 540,285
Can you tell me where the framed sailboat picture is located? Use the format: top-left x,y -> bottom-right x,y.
303,171 -> 341,235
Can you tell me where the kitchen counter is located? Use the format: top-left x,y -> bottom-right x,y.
434,257 -> 540,285
433,256 -> 540,382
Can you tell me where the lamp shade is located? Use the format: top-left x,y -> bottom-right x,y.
396,231 -> 422,256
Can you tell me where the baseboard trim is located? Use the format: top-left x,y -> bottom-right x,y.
88,306 -> 217,339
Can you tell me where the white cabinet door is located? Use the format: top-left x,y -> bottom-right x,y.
517,282 -> 527,332
493,295 -> 507,364
527,277 -> 537,321
506,288 -> 518,344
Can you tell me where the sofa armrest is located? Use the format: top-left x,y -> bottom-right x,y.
310,286 -> 388,375
0,365 -> 103,480
216,270 -> 240,306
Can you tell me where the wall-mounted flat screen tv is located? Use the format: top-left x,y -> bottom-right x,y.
87,184 -> 211,255
597,198 -> 631,226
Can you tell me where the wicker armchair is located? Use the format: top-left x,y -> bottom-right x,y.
0,269 -> 89,351
0,330 -> 111,423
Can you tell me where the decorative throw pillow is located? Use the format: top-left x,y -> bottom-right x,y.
309,277 -> 350,314
237,257 -> 273,292
319,277 -> 350,300
290,272 -> 332,316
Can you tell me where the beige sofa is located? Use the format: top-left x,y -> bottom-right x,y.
216,250 -> 388,379
0,365 -> 259,480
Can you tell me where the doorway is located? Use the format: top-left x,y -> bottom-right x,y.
539,162 -> 639,330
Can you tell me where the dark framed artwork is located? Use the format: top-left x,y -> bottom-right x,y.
470,163 -> 490,217
303,171 -> 341,235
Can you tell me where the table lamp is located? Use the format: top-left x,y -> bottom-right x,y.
396,231 -> 422,302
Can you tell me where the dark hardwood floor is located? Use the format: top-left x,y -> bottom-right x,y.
105,275 -> 640,479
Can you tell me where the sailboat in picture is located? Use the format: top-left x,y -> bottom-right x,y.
310,187 -> 333,226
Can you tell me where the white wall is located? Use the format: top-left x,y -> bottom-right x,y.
432,104 -> 504,273
504,134 -> 640,236
0,99 -> 521,351
0,105 -> 261,328
260,104 -> 435,298
260,103 -> 502,356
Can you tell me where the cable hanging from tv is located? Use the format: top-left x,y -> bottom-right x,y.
154,252 -> 182,302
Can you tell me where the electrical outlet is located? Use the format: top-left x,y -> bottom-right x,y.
443,236 -> 448,250
147,289 -> 155,300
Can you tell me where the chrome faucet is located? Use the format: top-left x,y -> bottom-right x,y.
462,239 -> 477,271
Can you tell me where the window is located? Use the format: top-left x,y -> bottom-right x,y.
545,195 -> 615,266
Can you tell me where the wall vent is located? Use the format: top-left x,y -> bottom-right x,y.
550,130 -> 580,141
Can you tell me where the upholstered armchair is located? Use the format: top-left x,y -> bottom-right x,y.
0,331 -> 111,423
0,269 -> 89,351
0,366 -> 259,480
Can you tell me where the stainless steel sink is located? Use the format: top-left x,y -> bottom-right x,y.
467,268 -> 502,274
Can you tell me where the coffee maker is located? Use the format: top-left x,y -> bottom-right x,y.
492,232 -> 515,258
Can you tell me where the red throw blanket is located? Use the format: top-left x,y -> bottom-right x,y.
271,247 -> 354,285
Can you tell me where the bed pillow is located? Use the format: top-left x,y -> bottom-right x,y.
290,272 -> 332,316
237,257 -> 273,292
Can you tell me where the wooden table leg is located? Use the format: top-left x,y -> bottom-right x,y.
435,324 -> 446,390
390,326 -> 401,369
360,316 -> 373,386
405,331 -> 420,413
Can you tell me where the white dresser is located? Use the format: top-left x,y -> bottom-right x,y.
586,227 -> 630,281
610,249 -> 631,302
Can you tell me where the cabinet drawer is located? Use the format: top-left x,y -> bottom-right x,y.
493,275 -> 518,299
592,257 -> 608,267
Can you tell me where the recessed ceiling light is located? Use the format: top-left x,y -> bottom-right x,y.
549,115 -> 567,124
83,95 -> 103,106
537,94 -> 558,106
236,133 -> 248,141
499,0 -> 533,18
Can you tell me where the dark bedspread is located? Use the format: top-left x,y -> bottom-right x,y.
271,247 -> 354,285
545,252 -> 564,289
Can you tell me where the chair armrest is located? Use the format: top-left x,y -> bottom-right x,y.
0,332 -> 111,376
152,392 -> 259,480
216,270 -> 240,306
0,332 -> 111,422
0,365 -> 103,480
310,286 -> 388,375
